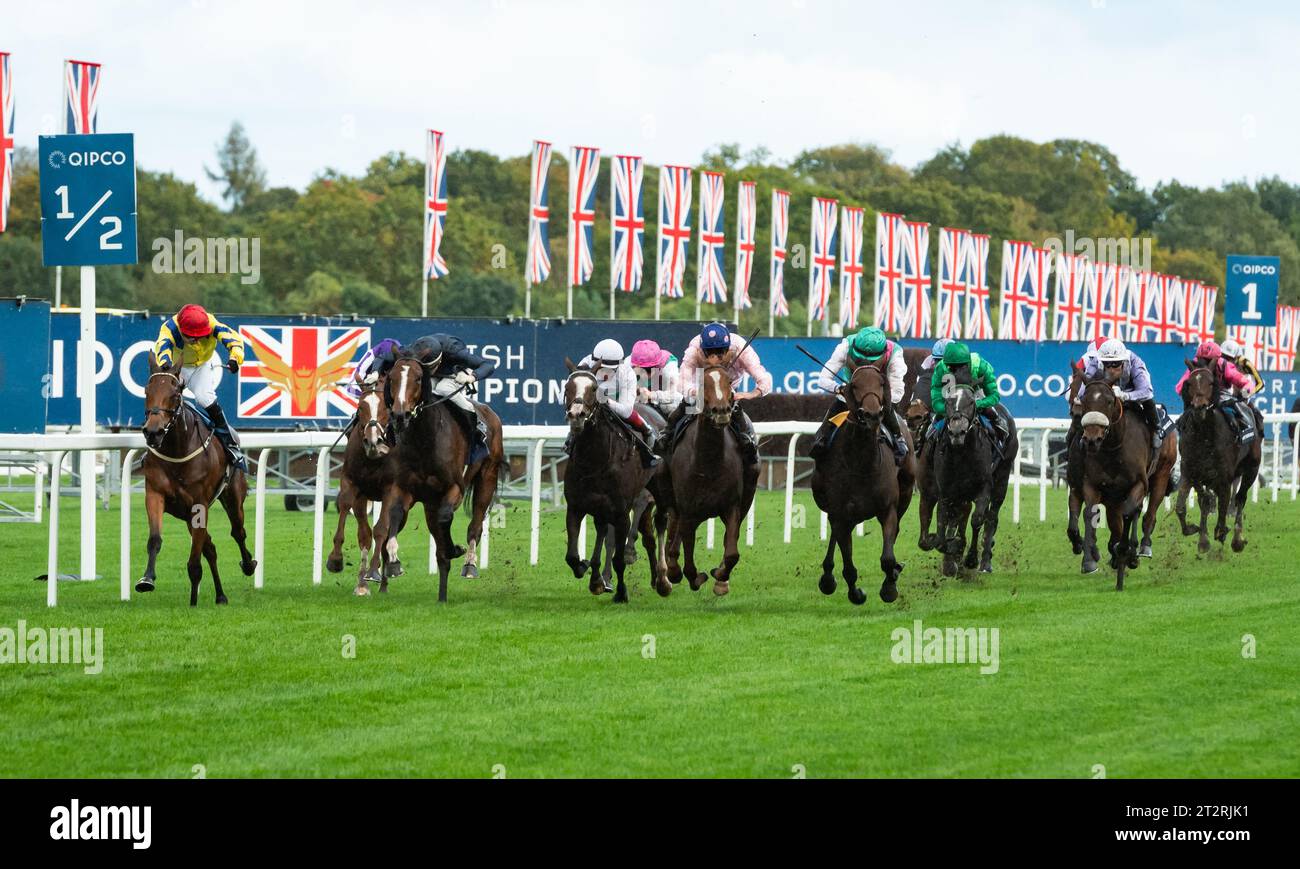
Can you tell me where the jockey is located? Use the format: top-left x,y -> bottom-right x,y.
152,304 -> 247,471
409,333 -> 495,464
346,337 -> 402,398
920,338 -> 951,374
674,322 -> 772,466
1175,339 -> 1258,444
809,326 -> 908,462
575,338 -> 659,468
1080,338 -> 1163,450
629,339 -> 682,416
1219,338 -> 1265,396
929,341 -> 1009,457
1078,334 -> 1110,370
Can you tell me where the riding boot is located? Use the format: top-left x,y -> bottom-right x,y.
808,398 -> 846,460
204,402 -> 247,472
1236,400 -> 1257,444
629,416 -> 660,469
882,406 -> 908,463
981,407 -> 1005,462
1140,399 -> 1162,450
731,411 -> 760,466
469,414 -> 490,465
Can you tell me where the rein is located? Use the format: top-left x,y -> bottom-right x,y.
144,371 -> 218,464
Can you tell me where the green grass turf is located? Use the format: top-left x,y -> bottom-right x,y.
1,482 -> 1297,778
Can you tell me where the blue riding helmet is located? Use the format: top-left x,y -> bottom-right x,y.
931,338 -> 951,359
700,322 -> 731,352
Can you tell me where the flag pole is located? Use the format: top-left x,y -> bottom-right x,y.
421,276 -> 428,318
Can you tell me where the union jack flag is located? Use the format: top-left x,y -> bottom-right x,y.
1227,323 -> 1267,366
808,197 -> 838,323
0,53 -> 13,235
657,165 -> 692,298
734,180 -> 756,310
964,233 -> 993,339
1091,262 -> 1129,341
610,154 -> 644,293
899,219 -> 931,337
1128,270 -> 1165,343
998,241 -> 1050,341
935,228 -> 968,339
423,129 -> 449,280
838,206 -> 865,329
769,189 -> 790,318
238,325 -> 369,420
1112,264 -> 1134,338
567,145 -> 600,288
1265,305 -> 1299,371
526,140 -> 552,286
1183,280 -> 1216,344
1053,252 -> 1090,341
1155,275 -> 1182,344
873,212 -> 905,332
63,59 -> 100,134
1196,284 -> 1218,343
696,170 -> 727,305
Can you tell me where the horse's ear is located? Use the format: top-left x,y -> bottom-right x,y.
1185,358 -> 1195,370
148,354 -> 159,374
564,357 -> 576,374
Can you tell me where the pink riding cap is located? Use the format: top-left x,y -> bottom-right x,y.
630,339 -> 670,369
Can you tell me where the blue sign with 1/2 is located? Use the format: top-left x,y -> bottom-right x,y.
38,132 -> 138,267
1224,254 -> 1279,327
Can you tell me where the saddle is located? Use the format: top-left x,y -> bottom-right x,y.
825,410 -> 892,451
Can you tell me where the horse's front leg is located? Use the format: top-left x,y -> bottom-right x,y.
1213,483 -> 1232,546
710,505 -> 742,596
965,491 -> 990,572
186,523 -> 209,607
878,505 -> 902,603
917,487 -> 939,551
1174,474 -> 1196,536
380,487 -> 414,587
353,497 -> 374,595
589,513 -> 612,596
137,489 -> 166,593
818,519 -> 839,596
564,505 -> 590,579
611,511 -> 633,604
1081,484 -> 1102,575
327,477 -> 354,574
641,500 -> 671,597
832,519 -> 863,606
665,509 -> 683,584
1066,485 -> 1084,555
201,536 -> 227,605
681,520 -> 708,591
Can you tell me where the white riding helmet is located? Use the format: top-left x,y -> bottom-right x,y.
1220,338 -> 1244,358
592,338 -> 625,368
1097,338 -> 1129,364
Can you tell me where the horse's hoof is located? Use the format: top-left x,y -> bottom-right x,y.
1197,540 -> 1211,554
1231,538 -> 1247,553
602,577 -> 615,594
654,577 -> 673,597
623,548 -> 638,565
1127,554 -> 1139,570
588,576 -> 606,595
1081,560 -> 1098,575
215,595 -> 228,605
1070,539 -> 1083,555
378,582 -> 388,594
689,573 -> 709,592
818,574 -> 837,595
383,560 -> 403,579
613,591 -> 629,604
879,580 -> 898,604
1138,544 -> 1153,558
461,563 -> 479,579
963,556 -> 978,570
241,560 -> 257,577
847,586 -> 866,606
135,578 -> 155,593
941,560 -> 957,578
1181,527 -> 1199,537
568,558 -> 590,579
353,585 -> 370,597
326,556 -> 343,574
712,580 -> 730,597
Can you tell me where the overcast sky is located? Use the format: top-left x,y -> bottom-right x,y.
6,0 -> 1297,203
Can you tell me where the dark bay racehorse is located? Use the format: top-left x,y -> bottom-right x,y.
381,353 -> 504,602
561,368 -> 665,602
326,380 -> 396,595
1173,364 -> 1262,553
1077,378 -> 1178,588
660,365 -> 758,596
810,362 -> 915,604
138,355 -> 257,605
1063,360 -> 1098,565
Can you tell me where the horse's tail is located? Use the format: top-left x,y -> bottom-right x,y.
462,461 -> 503,517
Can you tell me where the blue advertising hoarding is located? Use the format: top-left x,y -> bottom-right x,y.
0,299 -> 52,433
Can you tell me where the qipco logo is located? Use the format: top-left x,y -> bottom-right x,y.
52,150 -> 129,169
1232,262 -> 1277,276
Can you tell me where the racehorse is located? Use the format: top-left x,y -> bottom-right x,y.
138,355 -> 257,605
380,352 -> 504,601
1076,378 -> 1179,588
924,384 -> 1017,577
561,367 -> 665,602
810,361 -> 915,604
1173,364 -> 1261,553
326,379 -> 396,595
659,365 -> 759,597
1063,361 -> 1098,565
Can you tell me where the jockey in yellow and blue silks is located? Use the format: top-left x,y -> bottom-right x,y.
152,304 -> 246,469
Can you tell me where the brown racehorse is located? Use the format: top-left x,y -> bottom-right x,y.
1077,378 -> 1178,588
1173,364 -> 1262,553
810,362 -> 915,604
560,368 -> 665,602
1063,360 -> 1098,564
659,365 -> 758,596
380,352 -> 504,601
326,380 -> 396,595
138,355 -> 257,605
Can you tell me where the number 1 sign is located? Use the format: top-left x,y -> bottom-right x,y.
1225,254 -> 1279,328
38,133 -> 138,267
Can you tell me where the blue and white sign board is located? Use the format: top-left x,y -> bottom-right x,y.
1224,254 -> 1279,327
38,133 -> 138,267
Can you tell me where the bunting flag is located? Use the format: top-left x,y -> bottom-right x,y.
964,233 -> 993,339
1080,259 -> 1105,341
422,129 -> 449,280
1053,252 -> 1090,341
1227,323 -> 1267,366
1128,270 -> 1165,343
1163,275 -> 1187,344
610,154 -> 644,293
873,212 -> 905,333
567,145 -> 599,288
1265,306 -> 1299,370
0,53 -> 13,234
808,197 -> 838,324
769,189 -> 791,318
1199,285 -> 1219,342
525,139 -> 552,286
734,180 -> 756,310
1091,262 -> 1129,341
935,228 -> 968,339
1112,264 -> 1134,339
838,206 -> 865,329
1184,281 -> 1217,344
899,220 -> 932,337
696,170 -> 727,304
998,241 -> 1050,340
657,165 -> 692,298
63,59 -> 100,134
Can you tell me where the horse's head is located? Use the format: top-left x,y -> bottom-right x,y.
1078,378 -> 1120,452
564,369 -> 599,432
845,361 -> 888,431
699,365 -> 736,427
386,354 -> 428,435
357,379 -> 390,459
1067,360 -> 1086,417
142,355 -> 184,449
904,397 -> 929,440
1182,361 -> 1219,415
944,385 -> 979,446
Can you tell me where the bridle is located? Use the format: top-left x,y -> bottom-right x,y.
1079,380 -> 1124,451
564,370 -> 599,430
845,365 -> 886,426
143,370 -> 215,463
389,357 -> 467,425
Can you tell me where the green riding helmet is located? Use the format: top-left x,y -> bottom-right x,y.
942,341 -> 972,367
848,327 -> 888,363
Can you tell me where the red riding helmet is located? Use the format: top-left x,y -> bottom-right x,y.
177,304 -> 212,338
